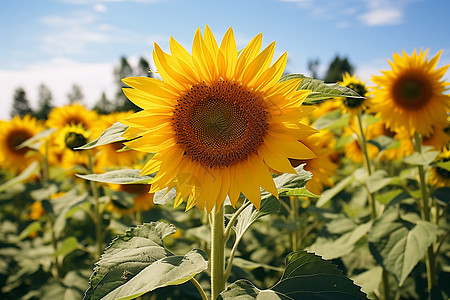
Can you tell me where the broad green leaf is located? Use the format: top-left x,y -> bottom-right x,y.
76,169 -> 154,185
314,110 -> 350,130
363,170 -> 393,194
102,249 -> 208,300
152,186 -> 177,205
76,122 -> 128,150
351,266 -> 383,296
435,160 -> 450,171
335,134 -> 354,148
53,191 -> 89,239
368,135 -> 400,152
234,196 -> 280,241
84,222 -> 207,300
369,209 -> 439,286
375,189 -> 407,205
432,187 -> 450,204
272,164 -> 312,191
16,128 -> 57,151
308,221 -> 373,260
279,74 -> 365,104
0,161 -> 40,193
403,147 -> 439,166
56,237 -> 79,257
316,169 -> 363,207
232,257 -> 284,272
219,251 -> 367,300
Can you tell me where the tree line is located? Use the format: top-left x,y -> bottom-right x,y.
10,54 -> 353,119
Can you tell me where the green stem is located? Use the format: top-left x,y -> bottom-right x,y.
210,205 -> 225,300
190,277 -> 208,300
224,201 -> 251,240
289,197 -> 299,251
412,134 -> 436,294
355,113 -> 390,299
87,151 -> 103,257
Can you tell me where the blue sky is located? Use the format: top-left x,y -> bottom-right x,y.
1,0 -> 449,119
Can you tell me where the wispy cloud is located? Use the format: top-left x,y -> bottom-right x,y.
93,3 -> 108,12
358,0 -> 411,26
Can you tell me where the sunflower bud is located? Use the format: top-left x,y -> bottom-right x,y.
65,132 -> 87,151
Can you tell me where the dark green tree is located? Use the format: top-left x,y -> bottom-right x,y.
10,87 -> 33,118
114,56 -> 139,112
323,55 -> 354,83
67,84 -> 84,104
35,84 -> 54,120
137,57 -> 154,78
93,92 -> 114,115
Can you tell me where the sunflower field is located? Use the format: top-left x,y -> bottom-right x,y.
0,27 -> 449,300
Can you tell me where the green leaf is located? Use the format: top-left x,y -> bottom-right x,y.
102,249 -> 208,300
84,222 -> 207,300
316,169 -> 363,207
152,186 -> 177,205
351,266 -> 383,296
403,147 -> 439,166
363,170 -> 393,194
219,251 -> 368,300
308,221 -> 373,260
16,127 -> 57,151
18,221 -> 42,240
234,196 -> 281,241
0,161 -> 40,193
272,164 -> 312,191
76,122 -> 128,150
76,169 -> 154,185
369,208 -> 439,286
56,237 -> 79,257
53,191 -> 89,239
314,110 -> 350,130
368,135 -> 400,152
279,187 -> 319,198
279,74 -> 365,104
232,257 -> 284,272
375,189 -> 407,205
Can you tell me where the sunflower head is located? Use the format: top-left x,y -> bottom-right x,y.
338,72 -> 370,114
57,124 -> 90,151
46,103 -> 98,130
429,147 -> 450,187
108,183 -> 155,214
120,26 -> 317,212
371,49 -> 450,136
0,115 -> 43,172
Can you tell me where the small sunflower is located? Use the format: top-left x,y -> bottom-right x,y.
371,49 -> 450,136
120,26 -> 317,212
290,130 -> 338,195
107,183 -> 155,214
422,126 -> 450,151
0,115 -> 43,172
93,112 -> 145,169
429,147 -> 450,187
338,73 -> 370,115
54,124 -> 91,169
47,103 -> 98,130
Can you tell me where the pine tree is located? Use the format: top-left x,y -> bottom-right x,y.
323,55 -> 354,83
114,56 -> 139,112
10,87 -> 33,118
67,84 -> 84,104
93,92 -> 114,115
35,84 -> 54,120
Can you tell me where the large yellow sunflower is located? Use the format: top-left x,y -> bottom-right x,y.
46,103 -> 98,130
120,26 -> 317,212
0,115 -> 43,172
338,72 -> 370,115
371,49 -> 449,136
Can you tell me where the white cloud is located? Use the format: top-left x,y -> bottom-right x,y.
0,58 -> 115,120
359,7 -> 403,26
94,3 -> 108,12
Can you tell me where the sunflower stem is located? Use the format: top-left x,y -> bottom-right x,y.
190,277 -> 208,300
289,196 -> 299,251
412,133 -> 436,294
224,201 -> 251,240
355,113 -> 391,299
210,204 -> 225,299
87,150 -> 103,257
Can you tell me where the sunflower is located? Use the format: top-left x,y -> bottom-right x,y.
428,147 -> 450,187
422,126 -> 450,151
120,26 -> 317,212
0,115 -> 43,172
46,103 -> 98,130
309,98 -> 340,121
30,201 -> 45,220
107,183 -> 155,214
290,130 -> 338,195
54,123 -> 91,170
93,112 -> 145,169
338,72 -> 370,115
371,49 -> 449,136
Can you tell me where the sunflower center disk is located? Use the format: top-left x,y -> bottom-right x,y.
173,81 -> 269,168
393,74 -> 432,110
